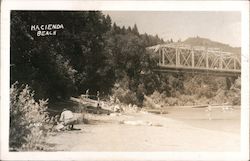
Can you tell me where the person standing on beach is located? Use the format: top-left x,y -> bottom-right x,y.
86,89 -> 89,98
97,91 -> 100,102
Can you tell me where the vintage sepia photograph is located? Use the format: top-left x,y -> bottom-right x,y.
1,1 -> 249,161
9,10 -> 242,151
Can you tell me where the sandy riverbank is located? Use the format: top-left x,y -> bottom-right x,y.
46,107 -> 240,151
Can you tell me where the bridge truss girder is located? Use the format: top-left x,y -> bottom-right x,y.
148,44 -> 241,76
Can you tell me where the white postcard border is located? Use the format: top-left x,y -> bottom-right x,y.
1,1 -> 249,160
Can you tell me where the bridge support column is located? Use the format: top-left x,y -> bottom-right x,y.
226,77 -> 231,90
225,77 -> 238,90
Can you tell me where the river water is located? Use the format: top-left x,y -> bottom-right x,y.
161,106 -> 241,134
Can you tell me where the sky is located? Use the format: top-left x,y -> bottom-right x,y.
103,11 -> 241,47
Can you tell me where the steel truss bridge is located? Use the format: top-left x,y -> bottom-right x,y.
147,44 -> 241,77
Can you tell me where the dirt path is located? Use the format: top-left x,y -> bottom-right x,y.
46,111 -> 240,151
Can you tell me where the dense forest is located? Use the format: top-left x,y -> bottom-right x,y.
11,11 -> 241,107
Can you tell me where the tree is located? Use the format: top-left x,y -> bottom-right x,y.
132,24 -> 139,35
11,11 -> 113,100
104,23 -> 164,106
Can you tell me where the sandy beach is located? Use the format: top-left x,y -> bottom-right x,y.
46,107 -> 240,151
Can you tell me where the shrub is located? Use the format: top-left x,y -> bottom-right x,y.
149,91 -> 163,104
112,86 -> 139,105
165,97 -> 179,106
10,82 -> 49,151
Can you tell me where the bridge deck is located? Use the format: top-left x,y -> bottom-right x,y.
155,65 -> 241,77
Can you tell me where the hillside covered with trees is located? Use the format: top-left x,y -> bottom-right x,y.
11,11 -> 165,105
183,36 -> 241,55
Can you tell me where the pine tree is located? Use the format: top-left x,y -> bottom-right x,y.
132,24 -> 139,35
